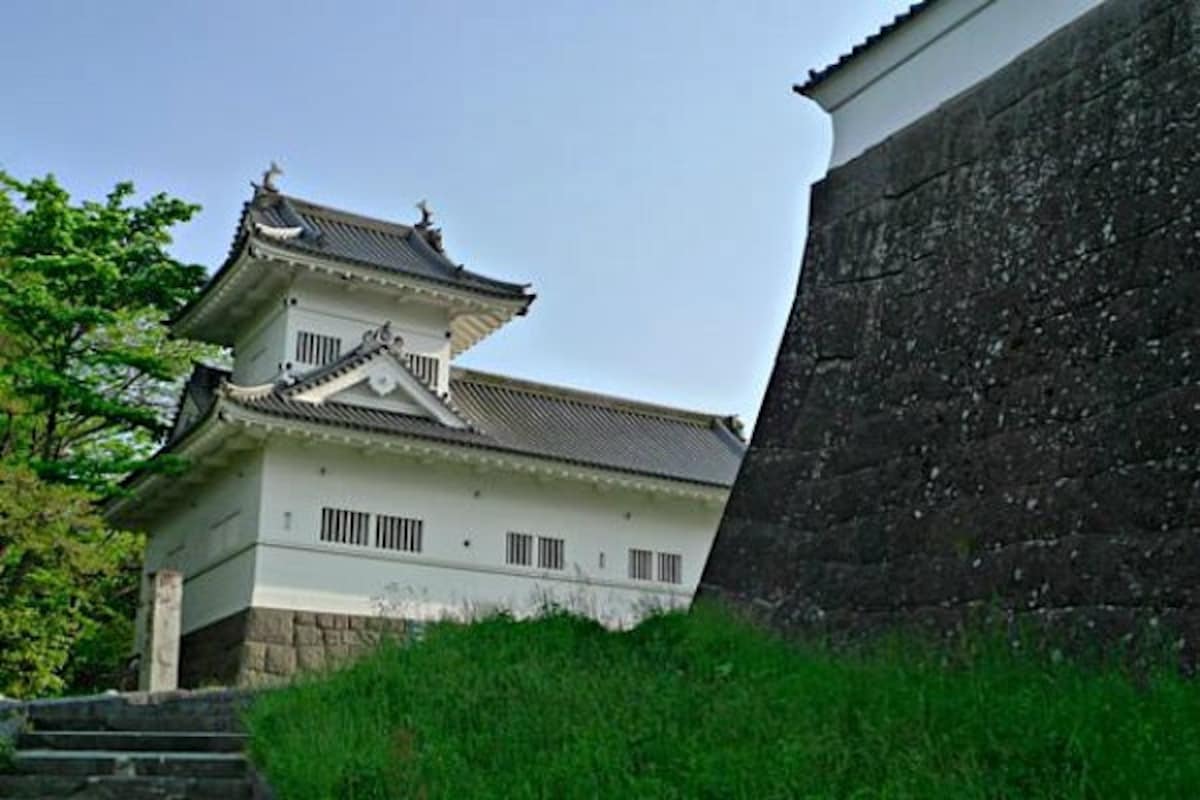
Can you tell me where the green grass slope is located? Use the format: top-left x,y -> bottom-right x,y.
245,605 -> 1200,799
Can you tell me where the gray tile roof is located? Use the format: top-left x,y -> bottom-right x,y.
795,1 -> 938,94
449,369 -> 745,487
181,359 -> 745,488
247,191 -> 532,299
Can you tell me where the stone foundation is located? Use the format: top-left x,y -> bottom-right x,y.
701,0 -> 1200,663
179,608 -> 408,688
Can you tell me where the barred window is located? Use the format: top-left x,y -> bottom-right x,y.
657,552 -> 682,585
375,514 -> 423,553
628,548 -> 653,581
296,331 -> 342,366
506,532 -> 533,566
405,353 -> 440,389
538,536 -> 565,570
320,507 -> 369,546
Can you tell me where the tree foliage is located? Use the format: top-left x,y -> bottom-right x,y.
0,172 -> 212,697
0,464 -> 142,697
0,172 -> 215,496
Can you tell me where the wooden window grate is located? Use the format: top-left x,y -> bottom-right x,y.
375,514 -> 424,553
538,536 -> 565,570
506,532 -> 533,566
405,353 -> 440,389
629,548 -> 653,581
657,552 -> 682,584
296,331 -> 342,366
320,507 -> 370,546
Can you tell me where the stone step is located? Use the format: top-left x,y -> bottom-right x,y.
17,730 -> 248,753
10,690 -> 252,733
11,749 -> 249,779
0,774 -> 253,799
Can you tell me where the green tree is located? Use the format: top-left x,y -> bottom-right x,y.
0,464 -> 142,697
0,172 -> 215,496
0,172 -> 214,696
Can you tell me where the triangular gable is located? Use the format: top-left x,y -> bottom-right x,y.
288,346 -> 467,429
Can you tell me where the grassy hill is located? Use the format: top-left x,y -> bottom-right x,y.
245,604 -> 1200,799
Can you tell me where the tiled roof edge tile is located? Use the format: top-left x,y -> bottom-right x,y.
449,366 -> 736,429
795,1 -> 938,94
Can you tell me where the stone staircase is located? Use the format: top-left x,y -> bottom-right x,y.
0,690 -> 269,799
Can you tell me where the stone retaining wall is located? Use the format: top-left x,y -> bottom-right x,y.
180,608 -> 407,687
701,0 -> 1200,661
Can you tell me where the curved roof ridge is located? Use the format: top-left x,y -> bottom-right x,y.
449,366 -> 731,428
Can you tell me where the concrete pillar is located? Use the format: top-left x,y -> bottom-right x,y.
139,570 -> 183,692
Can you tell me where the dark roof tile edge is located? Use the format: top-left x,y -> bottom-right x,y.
225,393 -> 734,489
449,366 -> 739,430
277,192 -> 532,296
795,1 -> 938,94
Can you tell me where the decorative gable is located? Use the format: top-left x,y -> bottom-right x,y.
286,324 -> 467,429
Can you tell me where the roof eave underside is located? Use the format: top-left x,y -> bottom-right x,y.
171,238 -> 533,354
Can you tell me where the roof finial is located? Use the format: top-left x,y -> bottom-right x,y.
261,161 -> 284,193
415,199 -> 433,228
414,199 -> 446,253
362,321 -> 402,350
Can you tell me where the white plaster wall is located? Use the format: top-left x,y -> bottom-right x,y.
253,439 -> 724,627
814,0 -> 1103,168
283,275 -> 452,394
137,449 -> 266,645
232,302 -> 288,385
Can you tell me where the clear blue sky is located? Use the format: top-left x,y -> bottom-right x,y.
3,1 -> 912,427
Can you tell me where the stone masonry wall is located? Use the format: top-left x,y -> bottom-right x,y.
180,608 -> 407,688
702,0 -> 1200,660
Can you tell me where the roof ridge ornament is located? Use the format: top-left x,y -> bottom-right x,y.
251,161 -> 284,198
362,321 -> 403,351
414,199 -> 446,254
262,161 -> 283,192
415,199 -> 433,228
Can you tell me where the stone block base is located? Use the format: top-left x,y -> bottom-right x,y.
179,608 -> 408,688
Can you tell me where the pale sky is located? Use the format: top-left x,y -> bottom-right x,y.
3,1 -> 914,427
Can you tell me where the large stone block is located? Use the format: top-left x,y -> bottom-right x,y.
178,608 -> 411,688
244,608 -> 295,646
264,645 -> 297,676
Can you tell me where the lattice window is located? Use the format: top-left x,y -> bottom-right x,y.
538,536 -> 565,570
506,532 -> 533,566
319,507 -> 369,546
375,514 -> 423,553
657,552 -> 682,585
629,548 -> 653,581
296,331 -> 342,366
406,353 -> 440,389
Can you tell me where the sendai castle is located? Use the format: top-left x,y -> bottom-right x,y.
107,169 -> 745,688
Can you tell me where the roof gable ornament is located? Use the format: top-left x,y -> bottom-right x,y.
283,324 -> 467,429
367,368 -> 399,397
259,161 -> 284,193
414,199 -> 445,254
362,321 -> 401,350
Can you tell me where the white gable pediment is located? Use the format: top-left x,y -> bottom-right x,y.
291,351 -> 465,429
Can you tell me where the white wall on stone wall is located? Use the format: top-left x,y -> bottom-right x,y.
810,0 -> 1103,168
138,450 -> 265,645
253,439 -> 723,627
